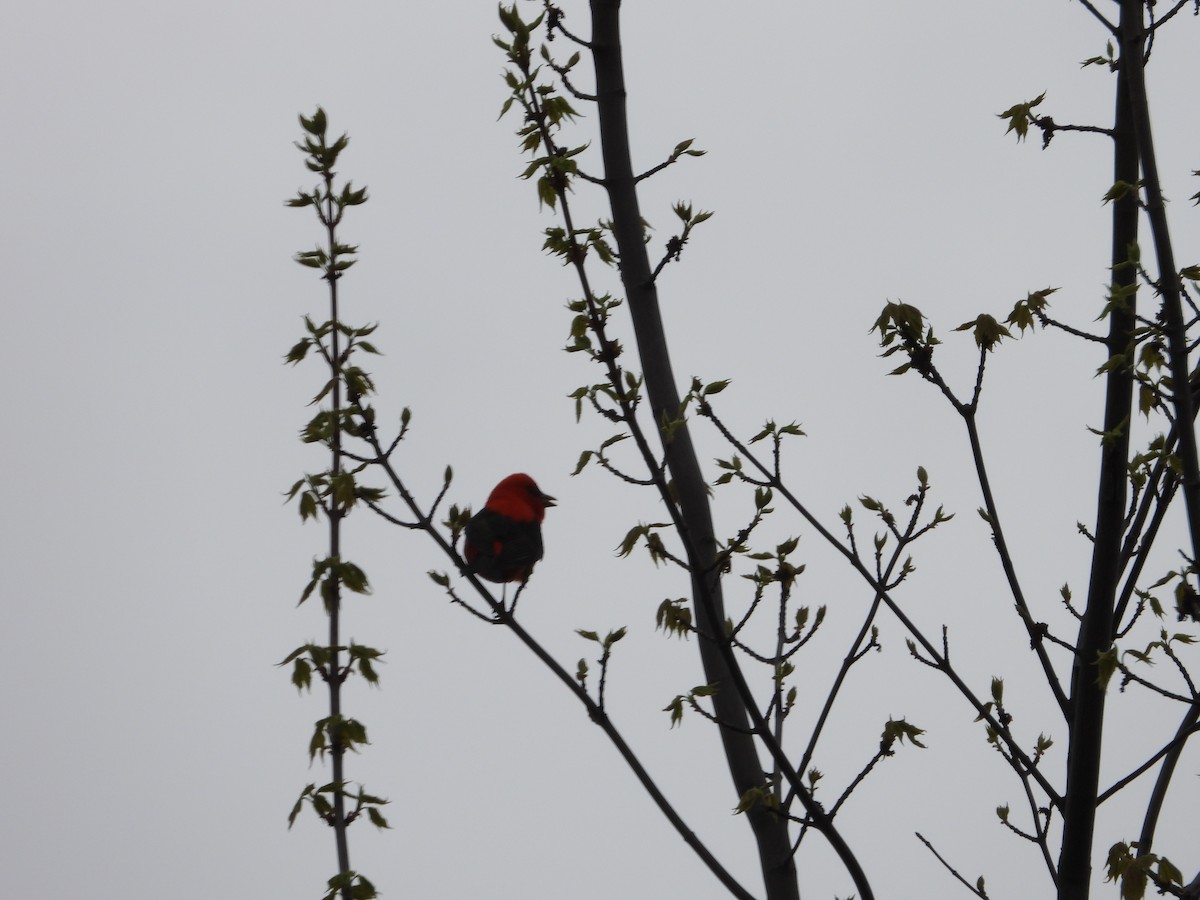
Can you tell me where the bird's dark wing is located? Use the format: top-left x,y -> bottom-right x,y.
464,508 -> 544,583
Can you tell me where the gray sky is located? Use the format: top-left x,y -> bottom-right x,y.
4,1 -> 1199,897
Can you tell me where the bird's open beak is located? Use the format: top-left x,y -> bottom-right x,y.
541,491 -> 557,507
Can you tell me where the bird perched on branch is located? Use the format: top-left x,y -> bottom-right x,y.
464,473 -> 556,584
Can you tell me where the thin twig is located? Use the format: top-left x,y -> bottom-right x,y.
1148,0 -> 1195,31
1098,718 -> 1200,803
915,833 -> 990,898
1036,310 -> 1109,344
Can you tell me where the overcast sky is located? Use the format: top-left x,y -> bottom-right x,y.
4,1 -> 1199,898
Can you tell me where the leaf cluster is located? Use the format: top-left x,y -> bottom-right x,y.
279,641 -> 385,692
287,109 -> 368,280
872,302 -> 940,378
1105,841 -> 1184,900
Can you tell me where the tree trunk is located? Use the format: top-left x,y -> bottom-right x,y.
589,3 -> 801,897
1056,15 -> 1140,900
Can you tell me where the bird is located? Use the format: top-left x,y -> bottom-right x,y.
464,473 -> 556,584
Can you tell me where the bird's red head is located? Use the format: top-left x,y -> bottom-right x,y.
484,473 -> 556,524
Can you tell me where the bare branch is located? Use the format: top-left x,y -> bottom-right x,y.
915,833 -> 991,899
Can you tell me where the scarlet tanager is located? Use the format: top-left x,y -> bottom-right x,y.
464,473 -> 556,584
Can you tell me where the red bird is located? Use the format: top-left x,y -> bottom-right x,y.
464,473 -> 556,584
